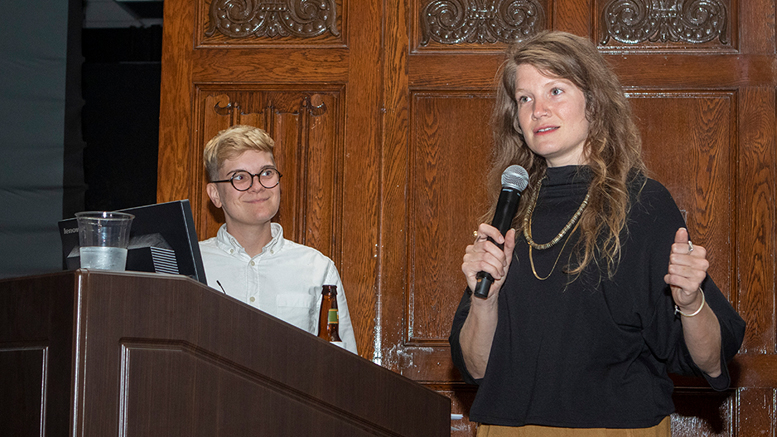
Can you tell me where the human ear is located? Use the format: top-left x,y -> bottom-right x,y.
206,183 -> 223,208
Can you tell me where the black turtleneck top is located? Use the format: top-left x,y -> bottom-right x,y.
449,166 -> 745,429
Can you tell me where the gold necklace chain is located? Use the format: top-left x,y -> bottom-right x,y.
523,179 -> 590,250
529,219 -> 582,280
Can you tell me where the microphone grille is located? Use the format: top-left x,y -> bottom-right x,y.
501,165 -> 529,192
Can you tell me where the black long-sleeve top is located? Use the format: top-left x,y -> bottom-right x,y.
449,166 -> 745,428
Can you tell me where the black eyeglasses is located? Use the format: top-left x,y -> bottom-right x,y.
211,167 -> 282,191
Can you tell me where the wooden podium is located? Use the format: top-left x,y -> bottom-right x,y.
0,270 -> 450,436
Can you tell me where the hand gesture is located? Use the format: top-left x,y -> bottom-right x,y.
664,228 -> 709,313
463,224 -> 516,300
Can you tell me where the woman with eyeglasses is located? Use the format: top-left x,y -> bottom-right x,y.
199,124 -> 358,354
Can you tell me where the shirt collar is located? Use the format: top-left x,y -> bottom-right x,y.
215,222 -> 285,258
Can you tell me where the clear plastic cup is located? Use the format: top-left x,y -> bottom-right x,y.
75,211 -> 135,271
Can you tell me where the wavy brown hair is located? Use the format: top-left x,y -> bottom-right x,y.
486,31 -> 645,278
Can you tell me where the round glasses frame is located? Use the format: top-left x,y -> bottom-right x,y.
211,168 -> 283,191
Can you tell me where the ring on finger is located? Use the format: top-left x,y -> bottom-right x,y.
688,240 -> 694,254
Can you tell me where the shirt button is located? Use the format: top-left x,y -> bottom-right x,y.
249,297 -> 255,303
270,250 -> 275,254
250,261 -> 255,266
229,249 -> 234,254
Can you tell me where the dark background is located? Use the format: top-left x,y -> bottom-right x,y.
0,0 -> 164,278
81,25 -> 162,212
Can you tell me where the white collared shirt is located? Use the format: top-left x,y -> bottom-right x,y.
199,223 -> 358,354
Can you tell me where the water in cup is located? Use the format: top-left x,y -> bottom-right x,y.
79,246 -> 128,271
75,211 -> 134,271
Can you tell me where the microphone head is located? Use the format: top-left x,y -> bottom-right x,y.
501,165 -> 529,192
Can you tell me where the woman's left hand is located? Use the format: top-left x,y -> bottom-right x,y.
664,228 -> 709,312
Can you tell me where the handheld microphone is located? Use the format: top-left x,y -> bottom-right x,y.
473,165 -> 529,298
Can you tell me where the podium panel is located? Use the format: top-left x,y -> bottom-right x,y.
0,271 -> 450,436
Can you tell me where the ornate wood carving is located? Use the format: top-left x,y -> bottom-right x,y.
206,0 -> 340,39
420,0 -> 546,46
601,0 -> 728,45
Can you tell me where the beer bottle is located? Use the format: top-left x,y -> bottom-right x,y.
317,285 -> 343,345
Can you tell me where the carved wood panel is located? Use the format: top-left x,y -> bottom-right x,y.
159,0 -> 776,434
415,0 -> 550,50
631,91 -> 736,297
408,92 -> 494,343
159,0 -> 380,358
197,0 -> 345,46
632,91 -> 742,435
598,0 -> 734,49
734,87 -> 775,356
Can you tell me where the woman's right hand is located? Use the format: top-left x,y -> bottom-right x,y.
463,223 -> 517,300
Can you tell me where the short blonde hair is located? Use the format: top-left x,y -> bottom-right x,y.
203,125 -> 275,181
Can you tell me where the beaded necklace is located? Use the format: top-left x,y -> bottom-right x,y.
522,178 -> 590,280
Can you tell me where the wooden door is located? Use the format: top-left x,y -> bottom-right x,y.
157,0 -> 382,356
159,0 -> 775,435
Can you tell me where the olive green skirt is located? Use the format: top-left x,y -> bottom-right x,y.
477,416 -> 671,437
